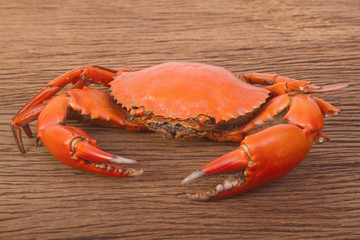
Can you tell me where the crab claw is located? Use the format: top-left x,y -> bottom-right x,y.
35,93 -> 143,177
182,147 -> 250,201
182,148 -> 249,185
39,125 -> 143,177
183,124 -> 316,201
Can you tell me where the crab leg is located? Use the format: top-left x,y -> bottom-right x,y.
241,73 -> 304,85
240,73 -> 348,95
183,124 -> 317,201
22,87 -> 144,177
207,87 -> 344,144
11,103 -> 47,152
311,96 -> 341,117
13,66 -> 119,141
18,66 -> 122,114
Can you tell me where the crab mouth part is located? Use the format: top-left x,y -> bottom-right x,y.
182,169 -> 247,201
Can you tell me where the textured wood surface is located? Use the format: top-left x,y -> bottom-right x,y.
1,0 -> 359,239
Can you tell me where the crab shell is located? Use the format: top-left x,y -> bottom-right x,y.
110,62 -> 269,124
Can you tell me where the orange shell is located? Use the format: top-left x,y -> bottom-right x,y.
110,62 -> 269,123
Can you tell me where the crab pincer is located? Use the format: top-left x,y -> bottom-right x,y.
183,124 -> 317,201
39,124 -> 143,177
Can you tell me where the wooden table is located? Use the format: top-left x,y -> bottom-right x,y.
1,0 -> 359,239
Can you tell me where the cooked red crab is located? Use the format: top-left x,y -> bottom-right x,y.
11,62 -> 347,201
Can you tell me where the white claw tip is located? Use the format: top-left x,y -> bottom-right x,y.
126,168 -> 144,177
182,170 -> 206,185
109,155 -> 138,165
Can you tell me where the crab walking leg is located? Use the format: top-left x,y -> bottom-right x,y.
240,72 -> 307,85
206,129 -> 245,142
205,94 -> 293,143
35,88 -> 144,177
311,96 -> 341,117
240,73 -> 348,95
18,66 -> 120,114
11,103 -> 47,152
183,124 -> 317,201
15,66 -> 121,140
207,90 -> 344,146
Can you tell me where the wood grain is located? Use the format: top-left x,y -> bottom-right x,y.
0,0 -> 359,239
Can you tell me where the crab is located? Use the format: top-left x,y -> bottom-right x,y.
11,62 -> 347,201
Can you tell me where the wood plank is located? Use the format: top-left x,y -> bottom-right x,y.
0,0 -> 359,239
